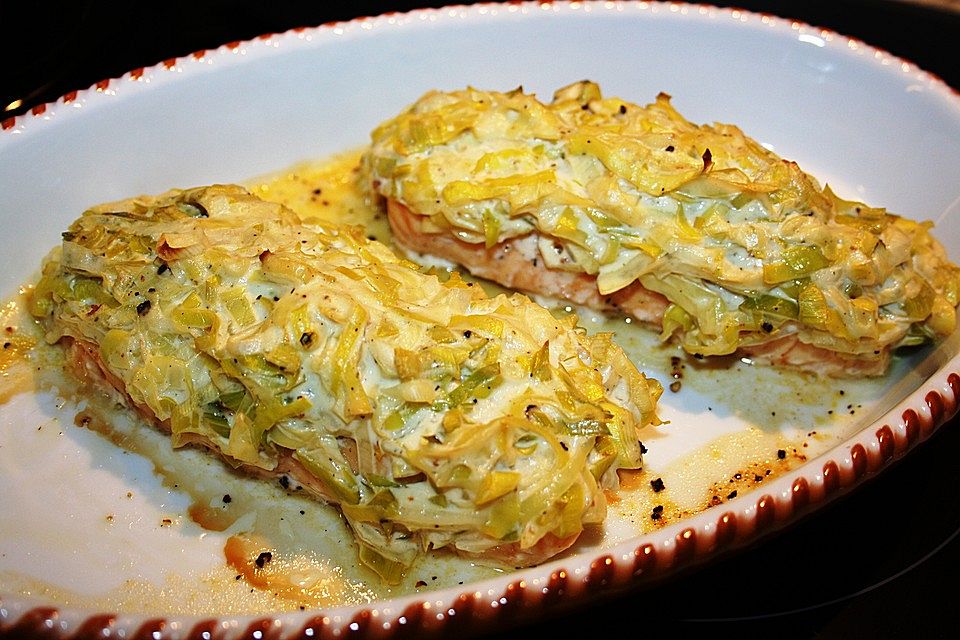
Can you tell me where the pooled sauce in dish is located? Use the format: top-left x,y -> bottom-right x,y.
0,294 -> 37,405
0,149 -> 939,615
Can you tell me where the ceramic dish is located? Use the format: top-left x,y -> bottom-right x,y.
2,2 -> 960,638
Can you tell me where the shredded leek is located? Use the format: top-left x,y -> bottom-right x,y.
32,184 -> 661,581
365,81 -> 960,373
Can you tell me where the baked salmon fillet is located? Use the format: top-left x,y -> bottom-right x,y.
29,185 -> 661,582
364,81 -> 960,377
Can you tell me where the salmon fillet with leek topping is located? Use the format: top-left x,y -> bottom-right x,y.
29,185 -> 662,583
364,81 -> 960,377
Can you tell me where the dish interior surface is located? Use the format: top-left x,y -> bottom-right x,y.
1,0 -> 959,626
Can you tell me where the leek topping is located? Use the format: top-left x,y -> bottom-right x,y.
365,81 -> 960,365
32,184 -> 662,581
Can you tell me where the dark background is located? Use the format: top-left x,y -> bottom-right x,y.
2,0 -> 960,115
2,2 -> 959,638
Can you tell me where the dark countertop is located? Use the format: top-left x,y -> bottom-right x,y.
2,2 -> 958,638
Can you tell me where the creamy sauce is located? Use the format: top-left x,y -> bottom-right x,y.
0,149 -> 930,615
0,293 -> 40,405
251,151 -> 393,244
